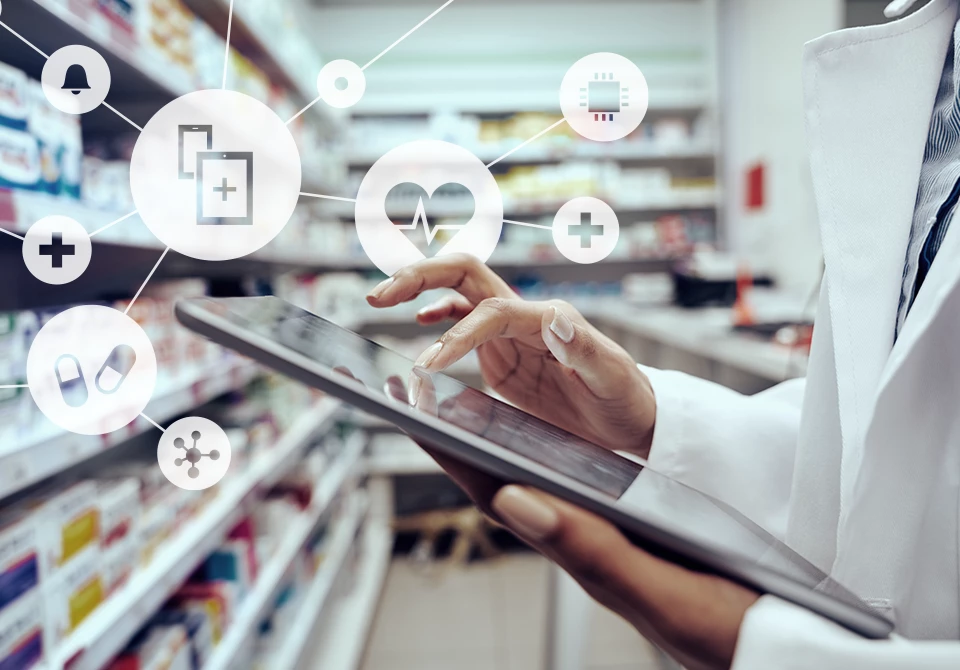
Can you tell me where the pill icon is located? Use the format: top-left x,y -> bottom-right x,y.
95,344 -> 137,395
54,354 -> 88,408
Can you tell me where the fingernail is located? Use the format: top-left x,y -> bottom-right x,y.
549,307 -> 575,344
368,277 -> 394,299
408,374 -> 422,407
492,486 -> 559,541
414,341 -> 443,370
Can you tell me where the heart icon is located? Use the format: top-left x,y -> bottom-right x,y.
385,182 -> 475,251
355,140 -> 504,276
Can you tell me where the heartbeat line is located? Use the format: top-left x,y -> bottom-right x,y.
393,196 -> 466,244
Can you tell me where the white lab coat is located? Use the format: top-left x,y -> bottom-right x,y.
623,0 -> 960,666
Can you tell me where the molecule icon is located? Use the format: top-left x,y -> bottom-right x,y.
173,429 -> 220,479
158,417 -> 232,491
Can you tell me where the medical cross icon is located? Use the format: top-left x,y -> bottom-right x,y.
212,177 -> 237,202
569,212 -> 604,248
39,233 -> 76,268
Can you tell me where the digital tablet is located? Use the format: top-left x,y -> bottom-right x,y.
175,295 -> 894,640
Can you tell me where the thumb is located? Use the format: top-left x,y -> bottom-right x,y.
490,485 -> 668,606
541,305 -> 633,398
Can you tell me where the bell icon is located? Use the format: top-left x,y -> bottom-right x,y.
61,64 -> 90,95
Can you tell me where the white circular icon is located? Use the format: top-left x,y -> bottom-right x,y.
22,216 -> 92,285
356,140 -> 503,276
552,197 -> 619,264
157,417 -> 232,490
129,89 -> 301,261
26,305 -> 158,435
317,59 -> 366,109
41,45 -> 111,115
560,53 -> 649,142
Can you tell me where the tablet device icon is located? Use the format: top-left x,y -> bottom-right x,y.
196,151 -> 253,225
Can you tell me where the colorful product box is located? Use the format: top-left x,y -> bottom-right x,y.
97,478 -> 141,549
25,481 -> 100,578
0,124 -> 41,191
42,545 -> 103,648
0,590 -> 44,670
0,62 -> 28,131
0,517 -> 39,615
101,535 -> 137,597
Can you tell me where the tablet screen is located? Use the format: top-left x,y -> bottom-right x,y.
230,296 -> 643,498
181,295 -> 892,632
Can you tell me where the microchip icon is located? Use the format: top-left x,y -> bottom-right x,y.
580,73 -> 629,122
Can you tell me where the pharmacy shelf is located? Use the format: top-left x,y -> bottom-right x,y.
366,434 -> 442,476
346,140 -> 717,167
576,299 -> 808,382
180,0 -> 323,114
323,189 -> 718,219
271,497 -> 374,670
20,0 -> 193,97
0,190 -> 341,278
306,519 -> 393,670
53,397 -> 340,670
0,358 -> 259,502
203,432 -> 367,670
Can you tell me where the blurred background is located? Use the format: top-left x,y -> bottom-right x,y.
0,1 -> 912,669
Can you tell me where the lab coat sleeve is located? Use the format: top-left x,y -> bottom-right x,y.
733,597 -> 960,669
626,365 -> 805,539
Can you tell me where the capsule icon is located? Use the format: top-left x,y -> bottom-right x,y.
95,344 -> 137,395
54,354 -> 88,408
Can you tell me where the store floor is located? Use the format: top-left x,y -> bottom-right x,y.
360,553 -> 659,670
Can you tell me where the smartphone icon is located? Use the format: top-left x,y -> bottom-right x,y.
178,125 -> 213,179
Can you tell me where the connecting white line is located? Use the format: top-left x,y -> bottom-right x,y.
361,0 -> 457,71
223,0 -> 235,89
0,227 -> 24,242
125,246 -> 169,316
504,219 -> 551,230
286,95 -> 322,126
486,119 -> 567,168
140,412 -> 166,433
0,21 -> 143,133
89,209 -> 138,238
300,192 -> 357,203
102,102 -> 143,132
0,384 -> 28,389
0,20 -> 49,58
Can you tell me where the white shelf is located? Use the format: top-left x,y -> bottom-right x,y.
271,497 -> 373,670
305,519 -> 392,670
346,140 -> 717,166
324,189 -> 718,219
0,359 -> 259,501
0,190 -> 334,268
203,432 -> 367,670
52,397 -> 341,670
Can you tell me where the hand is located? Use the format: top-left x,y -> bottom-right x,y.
410,440 -> 758,670
366,254 -> 657,456
494,484 -> 758,670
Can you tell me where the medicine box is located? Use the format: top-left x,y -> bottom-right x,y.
0,590 -> 44,670
42,545 -> 104,648
0,515 -> 39,614
26,481 -> 100,578
97,478 -> 141,549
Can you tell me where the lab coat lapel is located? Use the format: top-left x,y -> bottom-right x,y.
802,0 -> 956,516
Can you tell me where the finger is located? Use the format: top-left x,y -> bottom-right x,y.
366,254 -> 515,308
540,304 -> 636,400
415,295 -> 475,325
414,298 -> 543,373
491,486 -> 680,616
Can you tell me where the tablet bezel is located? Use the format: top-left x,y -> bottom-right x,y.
175,295 -> 894,640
